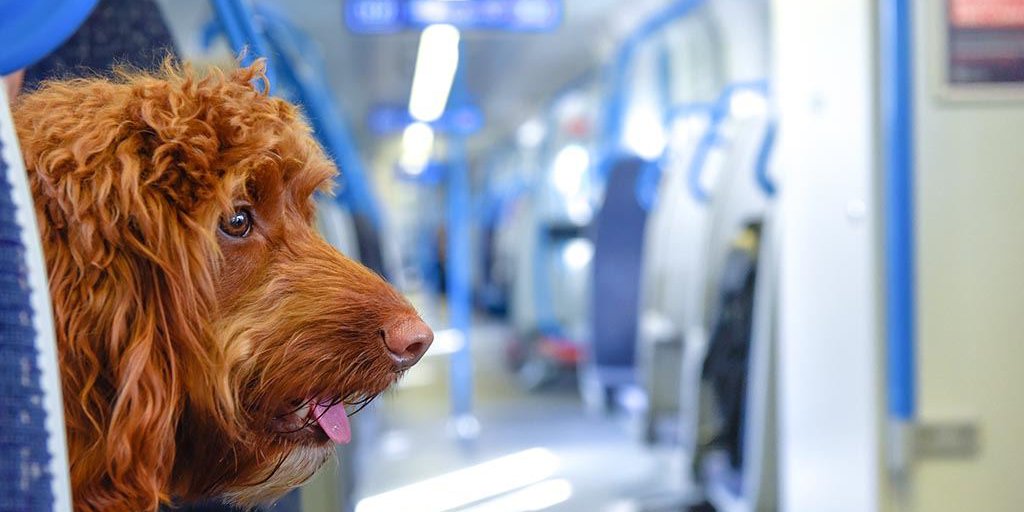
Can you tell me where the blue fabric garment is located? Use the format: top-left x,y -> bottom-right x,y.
22,0 -> 179,90
0,132 -> 54,512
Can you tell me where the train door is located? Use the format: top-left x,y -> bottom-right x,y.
896,1 -> 1024,510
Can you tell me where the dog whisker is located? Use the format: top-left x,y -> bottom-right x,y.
246,451 -> 291,489
346,395 -> 379,417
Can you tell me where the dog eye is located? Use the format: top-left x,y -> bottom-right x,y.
220,209 -> 253,238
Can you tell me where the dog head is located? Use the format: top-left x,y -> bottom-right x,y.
14,61 -> 432,510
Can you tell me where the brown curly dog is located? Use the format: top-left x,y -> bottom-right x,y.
13,61 -> 432,511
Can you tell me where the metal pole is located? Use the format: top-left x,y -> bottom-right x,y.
599,0 -> 709,178
880,0 -> 917,480
446,46 -> 477,438
209,0 -> 278,91
207,4 -> 384,230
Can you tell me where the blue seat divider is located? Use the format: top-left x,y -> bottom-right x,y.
589,156 -> 651,387
0,133 -> 53,512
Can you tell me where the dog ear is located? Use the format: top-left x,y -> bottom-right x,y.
12,64 -> 258,510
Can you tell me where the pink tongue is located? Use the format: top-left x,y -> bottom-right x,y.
312,402 -> 351,445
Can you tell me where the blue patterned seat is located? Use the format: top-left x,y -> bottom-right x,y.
0,126 -> 53,512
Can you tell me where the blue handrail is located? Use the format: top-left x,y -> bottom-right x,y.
632,102 -> 713,210
664,102 -> 714,125
209,0 -> 277,91
600,0 -> 709,176
685,121 -> 718,203
686,80 -> 767,203
446,51 -> 475,421
754,118 -> 777,197
881,0 -> 917,422
207,1 -> 383,229
256,6 -> 383,228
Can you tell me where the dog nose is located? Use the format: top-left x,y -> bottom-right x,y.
383,317 -> 433,370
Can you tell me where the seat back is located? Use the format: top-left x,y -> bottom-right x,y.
1,87 -> 72,512
589,157 -> 650,385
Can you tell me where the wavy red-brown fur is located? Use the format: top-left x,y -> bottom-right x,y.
13,60 -> 419,511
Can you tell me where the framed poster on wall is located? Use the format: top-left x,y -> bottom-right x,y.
940,0 -> 1024,100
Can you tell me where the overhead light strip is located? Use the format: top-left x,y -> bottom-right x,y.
409,23 -> 461,123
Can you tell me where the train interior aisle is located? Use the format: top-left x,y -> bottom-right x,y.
352,317 -> 694,512
2,0 -> 1024,512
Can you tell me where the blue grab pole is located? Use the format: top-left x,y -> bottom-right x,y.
257,10 -> 383,229
663,102 -> 713,125
532,225 -> 559,336
529,108 -> 562,338
209,0 -> 277,91
754,118 -> 778,197
209,0 -> 248,58
686,80 -> 768,203
447,49 -> 474,422
881,0 -> 916,422
208,2 -> 384,230
686,111 -> 723,203
600,0 -> 709,173
655,37 -> 674,117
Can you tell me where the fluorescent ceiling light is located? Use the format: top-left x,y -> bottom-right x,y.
517,118 -> 547,149
355,448 -> 560,512
566,196 -> 592,225
562,239 -> 594,272
623,105 -> 667,160
409,24 -> 461,122
551,144 -> 590,197
400,122 -> 435,174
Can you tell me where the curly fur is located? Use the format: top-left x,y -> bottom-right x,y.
13,61 -> 419,511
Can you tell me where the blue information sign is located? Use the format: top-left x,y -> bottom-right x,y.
346,0 -> 563,33
368,103 -> 485,136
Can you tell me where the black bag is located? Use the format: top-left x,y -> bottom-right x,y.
702,221 -> 761,470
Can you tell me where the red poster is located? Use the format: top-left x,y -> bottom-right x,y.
948,0 -> 1024,84
949,0 -> 1024,28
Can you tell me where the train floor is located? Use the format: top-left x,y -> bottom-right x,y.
352,317 -> 699,512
